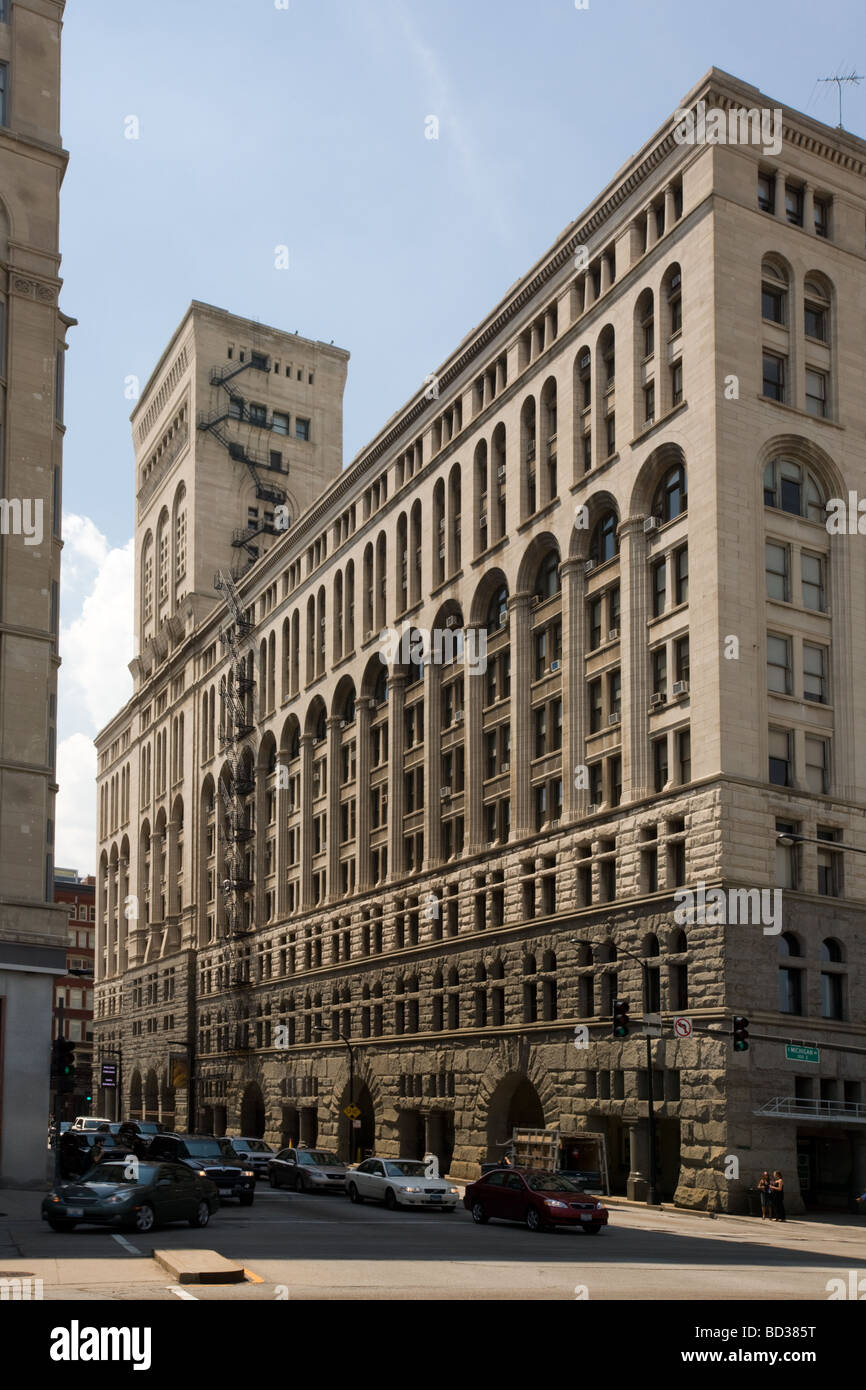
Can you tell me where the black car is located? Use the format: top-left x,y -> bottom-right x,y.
144,1133 -> 255,1205
42,1159 -> 219,1234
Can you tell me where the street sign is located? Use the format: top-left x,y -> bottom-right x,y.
100,1062 -> 117,1089
674,1016 -> 693,1038
343,1104 -> 361,1119
786,1044 -> 819,1064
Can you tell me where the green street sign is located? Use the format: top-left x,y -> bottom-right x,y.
785,1044 -> 819,1064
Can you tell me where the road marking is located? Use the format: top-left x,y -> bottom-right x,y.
244,1267 -> 264,1283
167,1286 -> 199,1300
111,1234 -> 142,1255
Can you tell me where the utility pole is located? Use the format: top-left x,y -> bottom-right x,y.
818,72 -> 863,130
52,1001 -> 64,1185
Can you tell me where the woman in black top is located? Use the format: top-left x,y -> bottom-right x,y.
771,1170 -> 786,1221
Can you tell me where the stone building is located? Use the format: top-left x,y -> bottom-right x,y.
0,0 -> 71,1184
52,869 -> 95,1121
94,68 -> 866,1212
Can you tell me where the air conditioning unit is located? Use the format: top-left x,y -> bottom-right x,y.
673,680 -> 690,697
501,761 -> 510,773
587,803 -> 599,815
650,692 -> 666,707
608,712 -> 621,726
497,465 -> 506,479
454,710 -> 464,723
644,516 -> 659,533
440,786 -> 452,798
608,627 -> 619,641
445,615 -> 458,628
584,560 -> 595,574
479,513 -> 488,528
550,660 -> 561,672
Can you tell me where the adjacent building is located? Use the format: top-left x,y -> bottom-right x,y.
0,0 -> 71,1184
94,68 -> 866,1212
52,869 -> 95,1121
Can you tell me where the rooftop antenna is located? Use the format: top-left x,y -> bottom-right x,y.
817,70 -> 863,129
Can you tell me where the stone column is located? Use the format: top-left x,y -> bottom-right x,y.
96,863 -> 107,982
118,857 -> 129,973
387,674 -> 407,879
509,592 -> 533,838
626,1119 -> 649,1202
464,627 -> 485,854
423,661 -> 442,869
803,184 -> 814,234
276,756 -> 289,917
561,560 -> 586,821
664,183 -> 676,230
599,255 -> 612,296
772,172 -> 784,218
150,828 -> 163,926
621,518 -> 651,802
107,859 -> 118,977
166,819 -> 179,920
356,698 -> 373,891
326,715 -> 342,900
645,203 -> 659,250
300,733 -> 314,908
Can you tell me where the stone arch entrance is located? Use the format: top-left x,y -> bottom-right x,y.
199,1106 -> 215,1136
240,1081 -> 265,1137
485,1072 -> 546,1162
299,1108 -> 318,1147
144,1069 -> 159,1124
397,1110 -> 426,1160
338,1080 -> 375,1163
281,1105 -> 300,1148
129,1071 -> 142,1119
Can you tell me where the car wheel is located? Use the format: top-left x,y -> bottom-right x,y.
239,1193 -> 254,1207
133,1203 -> 156,1233
189,1200 -> 210,1229
471,1201 -> 489,1224
526,1207 -> 546,1233
384,1188 -> 399,1211
348,1183 -> 363,1204
269,1171 -> 279,1188
583,1222 -> 602,1234
47,1218 -> 76,1232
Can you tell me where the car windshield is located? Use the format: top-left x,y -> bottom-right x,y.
184,1139 -> 237,1159
385,1161 -> 427,1178
525,1173 -> 586,1193
243,1140 -> 272,1153
299,1151 -> 342,1167
81,1164 -> 158,1186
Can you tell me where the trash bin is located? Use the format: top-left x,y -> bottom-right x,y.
745,1187 -> 762,1217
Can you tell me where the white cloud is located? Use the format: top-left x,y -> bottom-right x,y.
55,514 -> 135,874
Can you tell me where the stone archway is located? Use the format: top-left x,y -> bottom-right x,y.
484,1072 -> 546,1163
240,1081 -> 265,1137
144,1069 -> 159,1123
129,1070 -> 142,1119
396,1110 -> 426,1160
338,1079 -> 376,1163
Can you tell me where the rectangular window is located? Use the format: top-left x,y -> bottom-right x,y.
272,411 -> 290,435
805,369 -> 827,418
674,546 -> 688,605
55,349 -> 65,422
608,670 -> 621,720
805,736 -> 829,795
606,414 -> 616,457
588,598 -> 602,651
652,737 -> 668,793
816,829 -> 841,897
588,680 -> 602,734
651,646 -> 667,698
765,541 -> 789,602
583,432 -> 592,473
295,417 -> 311,441
775,819 -> 799,888
785,184 -> 803,227
804,303 -> 827,341
767,634 -> 792,694
0,63 -> 7,127
643,318 -> 654,357
801,552 -> 825,612
762,353 -> 785,402
671,361 -> 683,405
534,705 -> 547,757
762,285 -> 785,324
651,559 -> 666,617
248,402 -> 267,426
674,635 -> 690,684
768,727 -> 792,786
644,383 -> 655,424
813,197 -> 828,238
803,643 -> 828,703
677,728 -> 691,783
757,172 -> 775,212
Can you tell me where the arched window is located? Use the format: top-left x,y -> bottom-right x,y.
778,932 -> 803,1014
820,937 -> 842,962
653,464 -> 687,523
589,511 -> 619,565
487,585 -> 508,630
763,458 -> 825,521
534,551 -> 561,600
374,667 -> 388,705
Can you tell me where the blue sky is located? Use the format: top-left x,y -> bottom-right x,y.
54,0 -> 865,870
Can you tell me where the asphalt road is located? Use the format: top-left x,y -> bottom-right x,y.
1,1185 -> 863,1301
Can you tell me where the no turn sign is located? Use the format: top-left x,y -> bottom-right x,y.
674,1016 -> 693,1038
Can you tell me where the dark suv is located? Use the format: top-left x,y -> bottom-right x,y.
144,1134 -> 255,1205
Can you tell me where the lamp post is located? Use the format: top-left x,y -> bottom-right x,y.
340,1031 -> 356,1163
571,934 -> 659,1206
776,831 -> 866,854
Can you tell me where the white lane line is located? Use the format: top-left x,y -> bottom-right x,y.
167,1286 -> 199,1301
111,1234 -> 143,1255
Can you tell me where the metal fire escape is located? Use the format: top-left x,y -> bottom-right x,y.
197,353 -> 287,574
214,568 -> 257,1051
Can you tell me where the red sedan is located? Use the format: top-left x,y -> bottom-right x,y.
464,1169 -> 609,1233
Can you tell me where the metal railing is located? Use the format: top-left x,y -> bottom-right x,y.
756,1096 -> 866,1123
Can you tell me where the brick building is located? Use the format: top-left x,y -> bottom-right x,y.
52,869 -> 95,1120
94,68 -> 866,1212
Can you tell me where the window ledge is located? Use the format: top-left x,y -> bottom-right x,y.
756,394 -> 843,430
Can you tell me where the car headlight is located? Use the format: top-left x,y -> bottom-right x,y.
242,1170 -> 255,1178
447,1187 -> 459,1195
544,1199 -> 569,1209
197,1170 -> 208,1177
105,1191 -> 134,1205
595,1202 -> 604,1211
403,1186 -> 422,1193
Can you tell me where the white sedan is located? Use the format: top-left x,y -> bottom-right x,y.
347,1158 -> 459,1210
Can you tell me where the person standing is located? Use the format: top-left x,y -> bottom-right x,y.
757,1170 -> 771,1220
771,1170 -> 786,1222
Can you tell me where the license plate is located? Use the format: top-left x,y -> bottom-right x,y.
427,1195 -> 442,1202
580,1213 -> 594,1220
66,1207 -> 84,1217
218,1188 -> 232,1196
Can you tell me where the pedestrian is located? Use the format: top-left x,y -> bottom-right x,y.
770,1169 -> 786,1222
757,1170 -> 771,1220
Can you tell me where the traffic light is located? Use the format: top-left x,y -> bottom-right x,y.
733,1016 -> 750,1052
612,998 -> 630,1038
58,1039 -> 76,1092
50,1036 -> 65,1078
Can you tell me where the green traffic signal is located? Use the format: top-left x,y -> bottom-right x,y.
733,1016 -> 750,1051
612,998 -> 630,1038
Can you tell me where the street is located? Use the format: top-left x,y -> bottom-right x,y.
1,1186 -> 862,1301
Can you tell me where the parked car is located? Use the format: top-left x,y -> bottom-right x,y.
347,1158 -> 459,1210
268,1147 -> 348,1192
230,1137 -> 275,1179
70,1116 -> 112,1132
108,1120 -> 163,1138
42,1158 -> 219,1234
143,1133 -> 255,1205
463,1168 -> 609,1233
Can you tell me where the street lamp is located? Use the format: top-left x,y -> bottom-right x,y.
776,831 -> 866,854
339,1031 -> 356,1163
571,934 -> 660,1207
